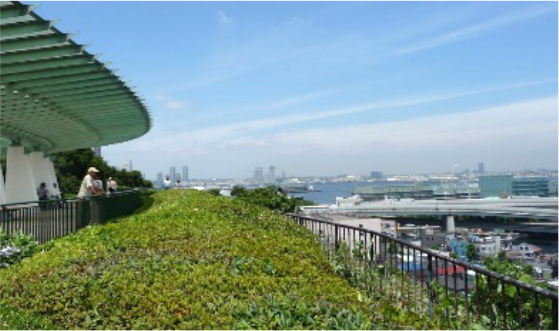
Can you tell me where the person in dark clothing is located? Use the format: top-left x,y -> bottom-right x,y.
37,182 -> 49,210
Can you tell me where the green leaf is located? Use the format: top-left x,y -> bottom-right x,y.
505,285 -> 516,298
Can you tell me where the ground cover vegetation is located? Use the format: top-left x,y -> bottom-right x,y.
0,190 -> 444,329
0,231 -> 37,269
0,302 -> 56,330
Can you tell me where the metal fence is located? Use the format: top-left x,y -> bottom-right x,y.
287,214 -> 558,330
0,190 -> 144,243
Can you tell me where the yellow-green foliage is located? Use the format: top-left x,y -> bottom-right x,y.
0,191 -> 437,329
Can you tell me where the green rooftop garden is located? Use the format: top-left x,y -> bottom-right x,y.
0,190 -> 448,329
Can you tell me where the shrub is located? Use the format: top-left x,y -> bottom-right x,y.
1,191 -> 453,329
0,231 -> 38,269
0,302 -> 55,330
232,185 -> 304,213
0,190 -> 438,329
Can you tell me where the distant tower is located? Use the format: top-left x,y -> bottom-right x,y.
269,166 -> 276,183
176,173 -> 182,182
182,166 -> 189,182
370,171 -> 384,180
169,166 -> 176,183
282,171 -> 286,180
478,163 -> 485,174
93,147 -> 101,157
254,167 -> 263,184
122,160 -> 133,172
157,172 -> 163,186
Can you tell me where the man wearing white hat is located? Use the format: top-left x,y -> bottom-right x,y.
77,167 -> 103,199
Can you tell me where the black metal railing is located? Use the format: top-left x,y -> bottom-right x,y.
287,214 -> 558,330
0,190 -> 144,243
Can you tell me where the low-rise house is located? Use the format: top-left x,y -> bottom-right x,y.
505,242 -> 542,260
448,234 -> 501,261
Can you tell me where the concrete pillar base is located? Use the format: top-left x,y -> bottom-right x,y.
446,215 -> 456,234
5,146 -> 37,205
29,151 -> 53,196
45,158 -> 60,197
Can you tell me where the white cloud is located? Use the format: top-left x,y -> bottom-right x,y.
264,96 -> 558,152
394,5 -> 556,55
190,78 -> 556,134
132,79 -> 557,150
217,11 -> 233,25
103,95 -> 558,178
267,89 -> 340,110
156,95 -> 189,110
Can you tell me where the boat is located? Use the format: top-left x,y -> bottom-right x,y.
281,184 -> 321,193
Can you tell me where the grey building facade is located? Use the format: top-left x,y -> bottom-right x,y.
480,175 -> 550,198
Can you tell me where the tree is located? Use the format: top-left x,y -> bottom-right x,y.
231,185 -> 248,197
231,185 -> 311,213
54,149 -> 152,196
207,188 -> 221,196
466,243 -> 477,261
471,256 -> 552,329
497,250 -> 507,261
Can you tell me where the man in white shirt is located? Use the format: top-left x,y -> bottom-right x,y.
163,177 -> 171,190
77,167 -> 102,199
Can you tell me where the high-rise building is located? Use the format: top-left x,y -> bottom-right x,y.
268,166 -> 276,183
478,163 -> 485,174
370,171 -> 384,180
282,171 -> 286,180
122,160 -> 133,172
169,166 -> 176,183
176,173 -> 182,182
182,166 -> 189,182
254,167 -> 263,184
156,172 -> 163,187
93,147 -> 101,157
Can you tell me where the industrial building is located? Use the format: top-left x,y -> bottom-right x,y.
479,175 -> 551,198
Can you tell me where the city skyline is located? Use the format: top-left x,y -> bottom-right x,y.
33,1 -> 558,179
148,162 -> 557,182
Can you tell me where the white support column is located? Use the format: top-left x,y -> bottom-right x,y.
0,167 -> 6,205
5,146 -> 37,205
29,151 -> 53,194
446,215 -> 456,234
45,157 -> 60,197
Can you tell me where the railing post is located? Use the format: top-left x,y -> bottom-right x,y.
427,254 -> 434,318
552,298 -> 558,331
334,224 -> 339,251
90,198 -> 100,225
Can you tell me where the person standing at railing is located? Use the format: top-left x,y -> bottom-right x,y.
77,167 -> 103,199
37,182 -> 49,210
94,179 -> 105,196
163,177 -> 171,190
107,177 -> 118,194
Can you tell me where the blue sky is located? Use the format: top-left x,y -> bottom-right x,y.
34,1 -> 558,179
